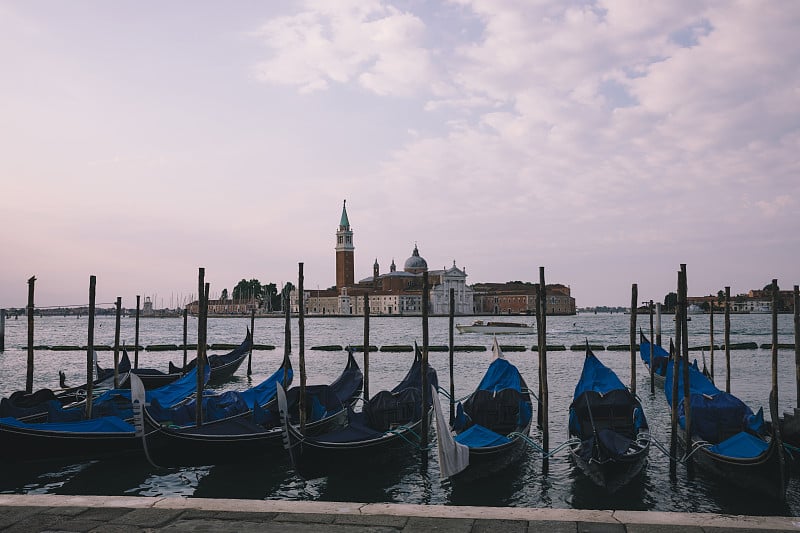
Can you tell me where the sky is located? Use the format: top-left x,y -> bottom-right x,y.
1,0 -> 798,309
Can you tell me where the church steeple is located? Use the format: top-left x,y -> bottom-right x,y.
335,199 -> 355,289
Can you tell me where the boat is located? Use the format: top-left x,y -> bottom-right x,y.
0,363 -> 209,462
278,345 -> 438,479
137,350 -> 363,467
455,320 -> 535,334
434,337 -> 533,481
567,344 -> 651,492
165,330 -> 252,385
664,356 -> 788,501
638,332 -> 671,386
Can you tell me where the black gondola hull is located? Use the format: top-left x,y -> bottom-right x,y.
569,437 -> 650,493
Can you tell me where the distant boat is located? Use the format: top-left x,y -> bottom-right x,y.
687,304 -> 704,314
455,320 -> 535,334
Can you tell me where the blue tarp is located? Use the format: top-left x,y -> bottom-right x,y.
454,424 -> 511,447
0,415 -> 134,433
476,358 -> 522,393
663,358 -> 719,406
639,337 -> 670,376
708,431 -> 770,458
239,366 -> 293,409
572,351 -> 626,398
94,364 -> 210,408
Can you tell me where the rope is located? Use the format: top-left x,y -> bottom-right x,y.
682,440 -> 712,461
507,433 -> 580,458
650,435 -> 684,463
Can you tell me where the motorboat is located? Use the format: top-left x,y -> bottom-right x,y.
455,320 -> 536,334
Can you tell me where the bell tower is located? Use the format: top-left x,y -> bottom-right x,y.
335,200 -> 355,290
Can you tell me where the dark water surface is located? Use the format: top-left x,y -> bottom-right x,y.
1,313 -> 799,515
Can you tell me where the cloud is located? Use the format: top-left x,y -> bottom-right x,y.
252,0 -> 436,96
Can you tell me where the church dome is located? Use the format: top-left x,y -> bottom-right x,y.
404,244 -> 428,273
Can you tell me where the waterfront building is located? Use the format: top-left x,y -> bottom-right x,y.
472,282 -> 576,316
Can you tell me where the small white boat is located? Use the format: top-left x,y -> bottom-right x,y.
455,320 -> 536,334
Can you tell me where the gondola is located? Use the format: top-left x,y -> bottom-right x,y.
278,346 -> 437,479
664,355 -> 788,501
136,350 -> 363,466
166,330 -> 252,385
638,332 -> 670,387
0,363 -> 211,462
434,338 -> 532,481
0,351 -> 132,422
567,344 -> 651,492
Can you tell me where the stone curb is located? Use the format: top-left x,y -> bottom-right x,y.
0,494 -> 798,531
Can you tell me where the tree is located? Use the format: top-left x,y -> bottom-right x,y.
263,283 -> 277,312
717,290 -> 725,305
664,292 -> 678,312
232,279 -> 263,301
220,288 -> 229,301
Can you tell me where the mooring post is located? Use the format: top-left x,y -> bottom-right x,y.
284,287 -> 291,355
113,297 -> 121,389
363,292 -> 370,402
772,279 -> 779,407
680,265 -> 692,467
26,276 -> 36,393
795,285 -> 799,410
539,267 -> 549,469
709,298 -> 715,384
670,271 -> 681,473
535,283 -> 543,428
195,268 -> 206,427
449,287 -> 455,423
134,295 -> 140,369
248,308 -> 255,376
630,284 -> 638,395
86,275 -> 97,419
649,300 -> 655,394
725,286 -> 731,393
182,308 -> 188,369
298,263 -> 306,434
0,308 -> 5,352
420,271 -> 430,450
655,302 -> 662,346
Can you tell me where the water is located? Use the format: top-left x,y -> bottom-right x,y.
1,312 -> 799,515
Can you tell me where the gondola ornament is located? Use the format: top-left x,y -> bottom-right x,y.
130,372 -> 158,468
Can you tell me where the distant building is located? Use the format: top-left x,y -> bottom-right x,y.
472,282 -> 576,315
186,298 -> 258,315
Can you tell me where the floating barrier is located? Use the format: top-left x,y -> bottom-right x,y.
499,345 -> 527,352
689,345 -> 721,351
453,345 -> 487,352
606,344 -> 639,351
759,343 -> 795,350
570,344 -> 605,351
91,345 -> 113,351
531,345 -> 567,351
426,346 -> 449,352
252,344 -> 275,350
721,342 -> 759,350
310,345 -> 343,351
146,344 -> 179,351
346,345 -> 379,352
50,345 -> 81,351
380,345 -> 414,352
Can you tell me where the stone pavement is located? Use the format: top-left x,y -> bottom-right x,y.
0,494 -> 798,532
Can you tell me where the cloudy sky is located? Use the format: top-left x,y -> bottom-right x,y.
1,1 -> 798,308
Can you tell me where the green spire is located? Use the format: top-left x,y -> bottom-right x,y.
340,199 -> 350,228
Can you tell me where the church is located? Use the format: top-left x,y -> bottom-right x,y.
291,201 -> 474,316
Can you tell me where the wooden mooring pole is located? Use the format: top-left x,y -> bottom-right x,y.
134,295 -> 141,369
649,300 -> 655,394
709,299 -> 715,384
670,270 -> 681,474
449,287 -> 455,423
771,279 -> 779,407
655,302 -> 662,346
284,287 -> 291,355
725,286 -> 731,393
26,277 -> 36,392
298,263 -> 306,434
113,297 -> 121,389
182,308 -> 188,369
680,265 -> 692,467
795,285 -> 799,410
195,268 -> 206,427
535,283 -> 542,428
0,308 -> 5,352
539,267 -> 549,470
420,271 -> 430,450
630,284 -> 637,395
363,292 -> 370,402
85,275 -> 97,419
248,308 -> 255,376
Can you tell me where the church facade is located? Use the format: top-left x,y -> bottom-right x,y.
291,201 -> 474,316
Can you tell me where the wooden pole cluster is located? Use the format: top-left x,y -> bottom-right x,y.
725,286 -> 731,393
795,285 -> 800,410
649,300 -> 655,394
709,300 -> 715,384
449,287 -> 455,423
182,308 -> 188,369
248,308 -> 255,376
363,292 -> 370,402
85,275 -> 97,419
26,276 -> 35,393
134,295 -> 141,369
679,265 -> 692,467
113,297 -> 122,388
195,268 -> 207,427
298,263 -> 307,434
629,284 -> 638,395
420,271 -> 430,450
538,267 -> 549,468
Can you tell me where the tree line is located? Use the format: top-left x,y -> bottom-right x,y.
218,279 -> 295,312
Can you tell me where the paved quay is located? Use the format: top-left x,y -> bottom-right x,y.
0,494 -> 799,532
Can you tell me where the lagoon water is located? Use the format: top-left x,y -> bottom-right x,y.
1,312 -> 799,515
